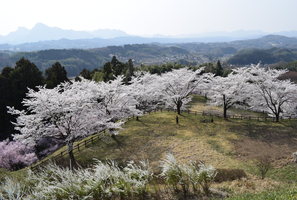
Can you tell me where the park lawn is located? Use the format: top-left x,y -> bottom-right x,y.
3,95 -> 297,198
49,108 -> 296,196
70,111 -> 244,170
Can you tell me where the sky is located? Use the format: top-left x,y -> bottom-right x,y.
0,0 -> 297,36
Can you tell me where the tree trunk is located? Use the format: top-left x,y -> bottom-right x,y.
177,100 -> 183,115
223,94 -> 227,119
275,113 -> 280,122
67,142 -> 77,170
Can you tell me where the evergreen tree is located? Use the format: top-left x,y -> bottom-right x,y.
1,67 -> 13,78
215,60 -> 223,76
111,56 -> 123,76
45,62 -> 68,88
0,58 -> 44,140
103,62 -> 114,82
123,59 -> 135,84
79,69 -> 92,80
10,58 -> 44,107
0,75 -> 14,140
102,57 -> 134,83
11,58 -> 44,91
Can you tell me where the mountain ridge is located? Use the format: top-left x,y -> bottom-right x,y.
0,23 -> 129,44
3,23 -> 297,50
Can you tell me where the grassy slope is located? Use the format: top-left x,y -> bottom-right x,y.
3,95 -> 297,199
47,95 -> 297,198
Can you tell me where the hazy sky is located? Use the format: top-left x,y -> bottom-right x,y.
1,0 -> 296,36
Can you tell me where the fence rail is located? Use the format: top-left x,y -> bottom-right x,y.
30,114 -> 139,170
157,108 -> 295,122
30,131 -> 103,170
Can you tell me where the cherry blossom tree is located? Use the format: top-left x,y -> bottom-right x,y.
208,65 -> 297,121
96,76 -> 141,122
8,79 -> 123,169
0,140 -> 37,170
241,65 -> 297,122
94,76 -> 142,144
130,72 -> 165,113
159,68 -> 213,115
208,71 -> 250,119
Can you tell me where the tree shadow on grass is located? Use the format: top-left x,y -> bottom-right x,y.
228,120 -> 297,163
229,120 -> 297,142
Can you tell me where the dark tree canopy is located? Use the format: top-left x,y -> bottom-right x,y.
0,58 -> 44,140
215,60 -> 224,77
1,67 -> 13,78
102,56 -> 135,82
10,58 -> 44,91
45,62 -> 69,88
79,69 -> 92,80
0,75 -> 14,140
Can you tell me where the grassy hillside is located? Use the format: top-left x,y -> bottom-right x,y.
2,96 -> 297,199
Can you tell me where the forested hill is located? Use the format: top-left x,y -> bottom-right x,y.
228,48 -> 297,65
0,45 -> 206,77
1,35 -> 297,76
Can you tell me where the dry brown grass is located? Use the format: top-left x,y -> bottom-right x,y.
215,175 -> 280,195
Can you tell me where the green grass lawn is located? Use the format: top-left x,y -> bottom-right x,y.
226,186 -> 297,200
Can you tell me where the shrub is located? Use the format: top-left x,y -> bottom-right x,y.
255,157 -> 272,179
214,168 -> 247,182
0,140 -> 37,170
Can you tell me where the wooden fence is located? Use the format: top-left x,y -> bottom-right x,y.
30,130 -> 104,170
157,108 -> 295,122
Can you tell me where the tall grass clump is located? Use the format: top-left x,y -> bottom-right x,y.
160,153 -> 217,197
0,160 -> 151,200
0,177 -> 27,200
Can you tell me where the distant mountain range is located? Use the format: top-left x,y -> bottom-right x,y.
0,23 -> 129,45
1,23 -> 297,52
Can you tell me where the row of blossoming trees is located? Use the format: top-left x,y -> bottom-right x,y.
1,65 -> 297,170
